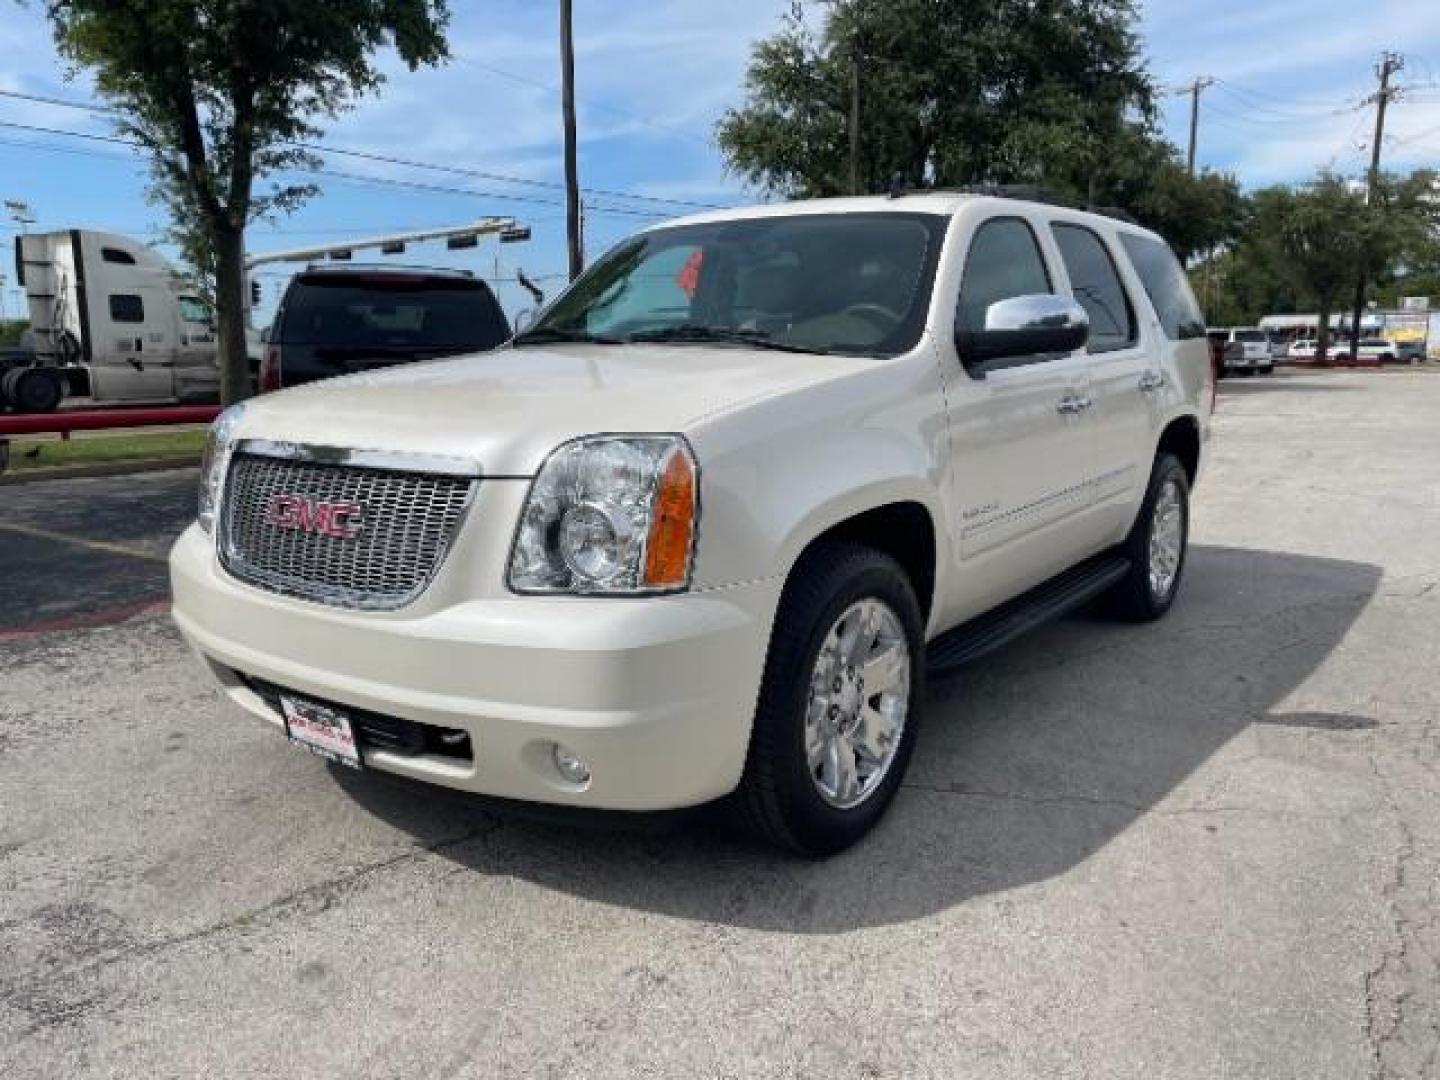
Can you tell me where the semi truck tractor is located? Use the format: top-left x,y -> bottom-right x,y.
1,229 -> 220,412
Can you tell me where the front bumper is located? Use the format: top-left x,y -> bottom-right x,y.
170,524 -> 782,811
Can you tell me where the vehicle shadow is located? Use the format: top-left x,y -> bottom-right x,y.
332,544 -> 1380,932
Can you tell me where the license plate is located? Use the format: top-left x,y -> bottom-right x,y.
280,694 -> 362,770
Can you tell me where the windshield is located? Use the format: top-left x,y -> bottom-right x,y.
281,277 -> 509,351
1235,330 -> 1266,342
521,212 -> 946,356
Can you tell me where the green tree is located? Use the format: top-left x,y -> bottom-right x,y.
1350,168 -> 1440,347
0,318 -> 29,348
717,0 -> 1243,253
1203,170 -> 1439,352
44,0 -> 452,404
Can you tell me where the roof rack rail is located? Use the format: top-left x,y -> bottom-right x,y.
886,181 -> 1140,224
300,262 -> 476,277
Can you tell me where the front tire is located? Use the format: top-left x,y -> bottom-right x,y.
11,369 -> 63,413
1105,453 -> 1190,622
733,542 -> 924,856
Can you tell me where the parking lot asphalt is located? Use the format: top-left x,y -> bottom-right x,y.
2,371 -> 1438,1079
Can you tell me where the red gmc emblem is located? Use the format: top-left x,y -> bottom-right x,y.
264,494 -> 365,539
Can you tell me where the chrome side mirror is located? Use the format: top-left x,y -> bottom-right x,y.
956,294 -> 1089,372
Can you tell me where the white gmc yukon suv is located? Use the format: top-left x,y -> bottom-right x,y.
170,192 -> 1211,854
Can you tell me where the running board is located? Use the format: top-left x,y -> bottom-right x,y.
926,554 -> 1131,674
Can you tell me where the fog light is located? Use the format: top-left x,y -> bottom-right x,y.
552,743 -> 591,785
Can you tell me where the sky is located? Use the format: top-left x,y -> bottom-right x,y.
0,0 -> 1438,324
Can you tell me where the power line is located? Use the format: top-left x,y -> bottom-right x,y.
452,55 -> 712,149
311,165 -> 666,218
0,117 -> 675,221
1202,101 -> 1347,130
1210,80 -> 1357,116
0,87 -> 730,211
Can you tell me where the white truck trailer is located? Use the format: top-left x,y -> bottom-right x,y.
2,229 -> 220,412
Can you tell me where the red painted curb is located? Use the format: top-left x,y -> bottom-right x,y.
0,598 -> 171,643
0,405 -> 220,437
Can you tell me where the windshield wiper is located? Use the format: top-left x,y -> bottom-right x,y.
512,327 -> 626,346
627,325 -> 833,355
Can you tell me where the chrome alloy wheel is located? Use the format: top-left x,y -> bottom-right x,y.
1147,478 -> 1184,600
803,598 -> 912,810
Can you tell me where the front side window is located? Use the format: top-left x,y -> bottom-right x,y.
1052,223 -> 1136,353
521,212 -> 946,357
955,218 -> 1053,334
109,293 -> 144,323
1120,233 -> 1206,340
178,297 -> 212,324
101,247 -> 137,265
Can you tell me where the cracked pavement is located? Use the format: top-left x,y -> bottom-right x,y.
1,370 -> 1437,1078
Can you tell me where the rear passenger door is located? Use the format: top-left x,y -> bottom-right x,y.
1049,221 -> 1153,533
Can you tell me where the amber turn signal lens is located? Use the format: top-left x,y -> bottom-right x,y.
643,446 -> 697,588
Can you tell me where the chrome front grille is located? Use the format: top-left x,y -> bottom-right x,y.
219,442 -> 478,610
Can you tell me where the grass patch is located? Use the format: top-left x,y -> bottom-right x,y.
6,429 -> 207,472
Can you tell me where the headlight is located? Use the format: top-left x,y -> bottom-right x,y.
197,403 -> 245,534
508,435 -> 698,595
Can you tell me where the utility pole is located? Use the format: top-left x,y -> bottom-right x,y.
559,0 -> 582,282
1181,77 -> 1215,174
1347,51 -> 1404,362
848,40 -> 862,195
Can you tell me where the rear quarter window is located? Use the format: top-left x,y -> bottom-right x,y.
1118,234 -> 1206,340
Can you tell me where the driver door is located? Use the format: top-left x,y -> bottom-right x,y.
174,295 -> 219,401
942,214 -> 1102,618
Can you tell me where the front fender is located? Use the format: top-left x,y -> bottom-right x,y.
686,352 -> 951,598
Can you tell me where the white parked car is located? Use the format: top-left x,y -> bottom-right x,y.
1288,339 -> 1318,361
170,193 -> 1211,854
1338,338 -> 1401,362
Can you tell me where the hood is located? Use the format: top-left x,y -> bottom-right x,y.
235,343 -> 868,476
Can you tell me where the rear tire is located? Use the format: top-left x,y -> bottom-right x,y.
1104,453 -> 1190,622
732,541 -> 924,856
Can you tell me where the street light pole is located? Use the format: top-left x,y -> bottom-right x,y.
559,0 -> 583,282
1347,52 -> 1404,363
1181,77 -> 1214,175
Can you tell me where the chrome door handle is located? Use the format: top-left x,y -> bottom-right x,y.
1056,394 -> 1093,415
1139,371 -> 1164,393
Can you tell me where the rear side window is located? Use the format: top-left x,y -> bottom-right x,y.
109,294 -> 144,323
102,247 -> 137,265
1052,224 -> 1135,352
1119,234 -> 1205,340
279,277 -> 510,350
957,218 -> 1052,333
